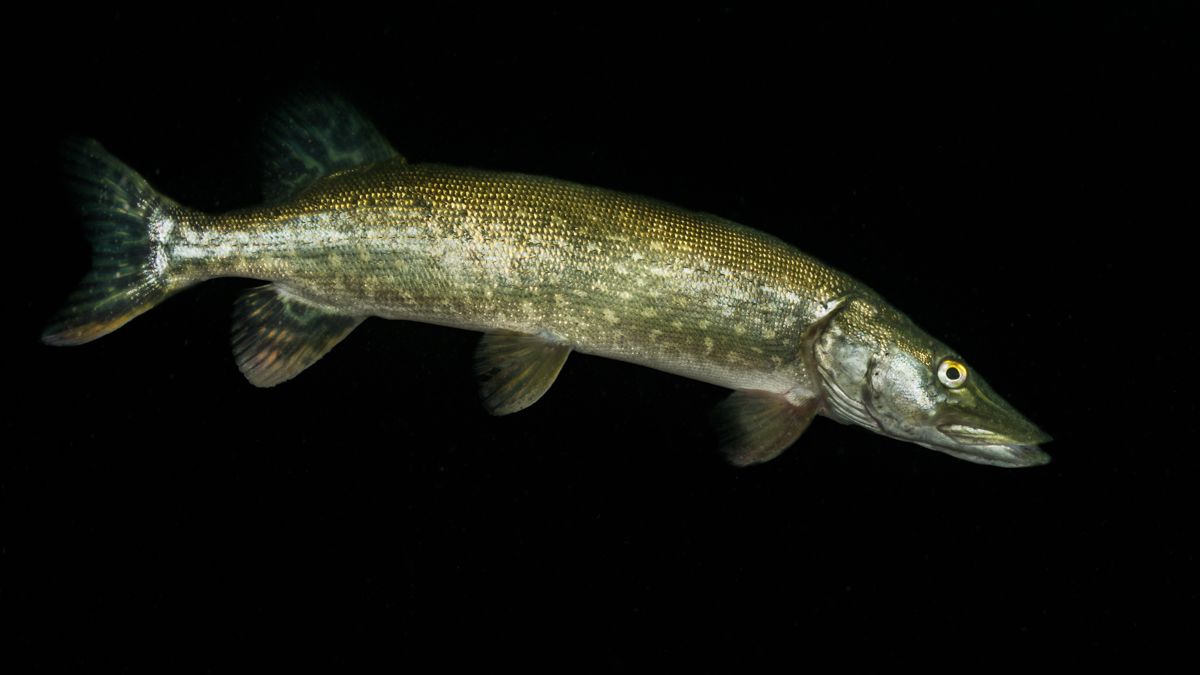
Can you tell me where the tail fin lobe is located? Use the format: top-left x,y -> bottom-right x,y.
42,139 -> 184,346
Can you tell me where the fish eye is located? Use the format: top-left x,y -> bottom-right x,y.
938,359 -> 968,388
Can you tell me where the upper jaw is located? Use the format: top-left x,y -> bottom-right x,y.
937,422 -> 1051,445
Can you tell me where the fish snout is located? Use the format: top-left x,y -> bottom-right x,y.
930,423 -> 1052,468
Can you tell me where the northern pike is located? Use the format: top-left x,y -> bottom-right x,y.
43,96 -> 1051,467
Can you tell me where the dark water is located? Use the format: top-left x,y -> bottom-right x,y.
9,5 -> 1195,670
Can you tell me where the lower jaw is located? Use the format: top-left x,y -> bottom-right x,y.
918,442 -> 1051,468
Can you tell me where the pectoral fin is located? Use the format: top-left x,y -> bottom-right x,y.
714,391 -> 819,467
232,284 -> 363,387
475,332 -> 572,415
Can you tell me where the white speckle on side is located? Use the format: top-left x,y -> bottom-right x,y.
602,309 -> 620,324
147,208 -> 177,276
536,329 -> 567,344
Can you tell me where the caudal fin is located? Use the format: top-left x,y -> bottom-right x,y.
43,140 -> 186,346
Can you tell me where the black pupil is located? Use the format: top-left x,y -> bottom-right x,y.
946,367 -> 961,380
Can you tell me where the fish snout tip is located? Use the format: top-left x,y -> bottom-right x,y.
1010,444 -> 1052,467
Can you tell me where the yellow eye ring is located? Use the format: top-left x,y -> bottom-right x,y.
938,359 -> 968,388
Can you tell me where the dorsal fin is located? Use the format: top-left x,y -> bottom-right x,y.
261,92 -> 403,202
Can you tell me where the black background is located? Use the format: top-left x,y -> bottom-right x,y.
8,4 -> 1196,670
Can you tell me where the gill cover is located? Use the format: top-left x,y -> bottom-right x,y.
814,297 -> 1051,468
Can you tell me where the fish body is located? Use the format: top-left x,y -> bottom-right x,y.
44,96 -> 1051,467
181,161 -> 849,398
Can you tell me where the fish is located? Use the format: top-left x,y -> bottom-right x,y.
43,95 -> 1051,468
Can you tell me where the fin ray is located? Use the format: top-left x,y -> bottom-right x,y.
262,93 -> 402,202
475,332 -> 572,415
43,139 -> 190,346
232,284 -> 363,387
715,391 -> 819,467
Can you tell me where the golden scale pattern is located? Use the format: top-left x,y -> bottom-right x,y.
170,160 -> 928,390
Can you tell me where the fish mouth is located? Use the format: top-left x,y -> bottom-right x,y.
919,441 -> 1051,468
920,422 -> 1052,468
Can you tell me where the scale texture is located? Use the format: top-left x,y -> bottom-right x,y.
174,161 -> 865,396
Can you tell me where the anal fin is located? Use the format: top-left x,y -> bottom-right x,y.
715,391 -> 819,467
232,284 -> 363,387
475,332 -> 572,415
